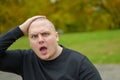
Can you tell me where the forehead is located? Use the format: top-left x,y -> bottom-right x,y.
29,19 -> 55,33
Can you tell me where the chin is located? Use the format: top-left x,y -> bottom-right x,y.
40,56 -> 50,61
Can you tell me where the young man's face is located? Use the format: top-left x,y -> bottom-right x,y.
28,20 -> 59,60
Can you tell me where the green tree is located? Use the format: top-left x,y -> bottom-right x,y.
100,0 -> 120,29
0,0 -> 120,33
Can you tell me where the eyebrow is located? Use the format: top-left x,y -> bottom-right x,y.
29,31 -> 50,35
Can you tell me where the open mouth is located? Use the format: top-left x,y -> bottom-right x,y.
40,46 -> 47,55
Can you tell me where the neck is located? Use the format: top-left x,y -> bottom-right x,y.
48,45 -> 63,61
54,45 -> 63,59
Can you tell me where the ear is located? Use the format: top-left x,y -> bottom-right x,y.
55,32 -> 59,41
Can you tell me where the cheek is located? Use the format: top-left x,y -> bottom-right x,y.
47,37 -> 58,45
29,40 -> 37,48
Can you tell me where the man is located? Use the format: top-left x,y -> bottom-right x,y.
0,16 -> 102,80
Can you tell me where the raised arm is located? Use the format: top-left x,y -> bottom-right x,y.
0,15 -> 46,74
0,15 -> 46,52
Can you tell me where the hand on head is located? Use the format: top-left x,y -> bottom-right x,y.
19,16 -> 46,35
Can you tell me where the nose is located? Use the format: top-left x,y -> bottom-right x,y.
38,35 -> 44,44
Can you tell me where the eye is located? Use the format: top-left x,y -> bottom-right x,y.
41,32 -> 50,37
31,34 -> 38,39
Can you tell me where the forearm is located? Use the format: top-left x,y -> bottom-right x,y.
0,27 -> 24,54
0,27 -> 24,74
0,16 -> 46,54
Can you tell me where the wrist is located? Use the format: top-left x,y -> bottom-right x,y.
19,25 -> 27,35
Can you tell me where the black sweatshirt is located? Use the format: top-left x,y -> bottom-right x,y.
0,27 -> 102,80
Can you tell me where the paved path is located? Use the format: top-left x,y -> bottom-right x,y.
96,64 -> 120,80
0,64 -> 120,80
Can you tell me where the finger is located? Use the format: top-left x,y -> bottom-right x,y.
27,16 -> 46,24
30,15 -> 46,21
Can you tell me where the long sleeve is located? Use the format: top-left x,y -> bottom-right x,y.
0,27 -> 24,74
78,56 -> 102,80
0,27 -> 102,80
0,27 -> 24,52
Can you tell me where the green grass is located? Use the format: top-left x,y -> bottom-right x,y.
9,30 -> 120,64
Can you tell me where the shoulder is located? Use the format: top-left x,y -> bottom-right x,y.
63,46 -> 85,58
6,49 -> 35,58
62,46 -> 96,71
20,49 -> 36,57
62,46 -> 88,63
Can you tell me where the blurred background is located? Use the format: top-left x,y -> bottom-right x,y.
0,0 -> 120,33
1,0 -> 120,64
0,0 -> 120,80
